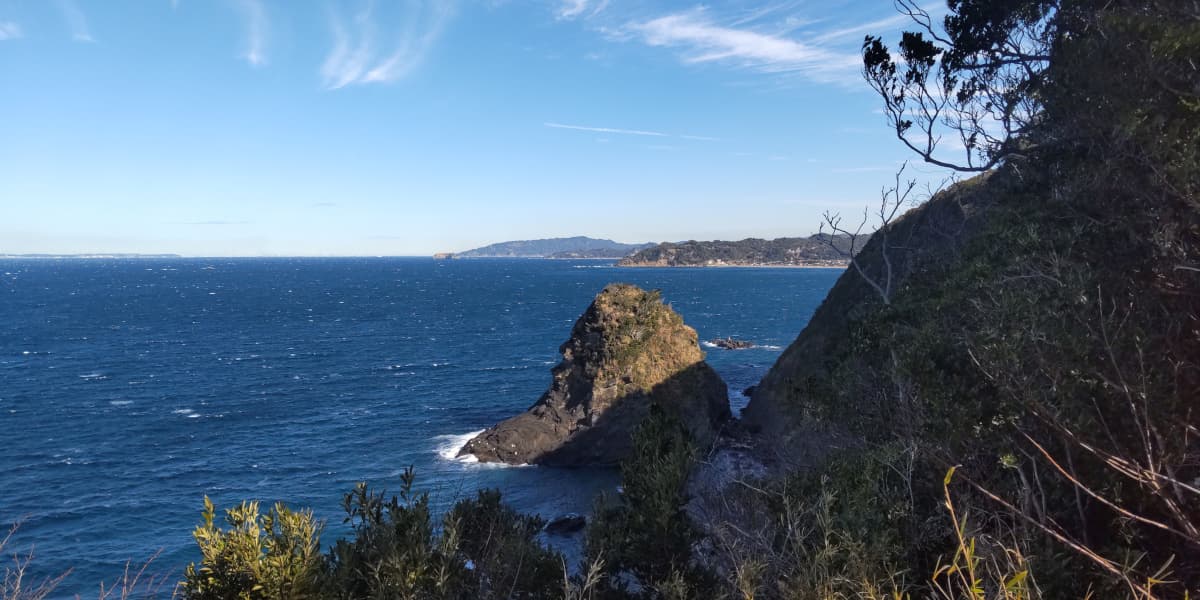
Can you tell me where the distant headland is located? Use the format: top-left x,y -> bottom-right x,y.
437,236 -> 654,259
617,235 -> 858,267
436,235 -> 859,266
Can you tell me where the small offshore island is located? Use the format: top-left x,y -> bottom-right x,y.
459,284 -> 729,466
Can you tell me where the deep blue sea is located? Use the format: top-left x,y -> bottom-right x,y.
0,258 -> 839,596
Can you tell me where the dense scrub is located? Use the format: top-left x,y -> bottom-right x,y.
744,0 -> 1200,597
165,410 -> 711,600
179,468 -> 563,600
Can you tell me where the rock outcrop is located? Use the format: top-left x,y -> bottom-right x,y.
459,283 -> 730,466
709,337 -> 754,350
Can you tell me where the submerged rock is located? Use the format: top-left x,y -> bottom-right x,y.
543,513 -> 587,535
710,337 -> 755,350
459,283 -> 730,466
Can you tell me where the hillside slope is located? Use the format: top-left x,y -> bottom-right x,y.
738,157 -> 1199,595
454,237 -> 653,258
743,173 -> 1003,437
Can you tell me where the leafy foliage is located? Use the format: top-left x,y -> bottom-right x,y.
446,489 -> 562,599
322,468 -> 464,599
182,468 -> 564,600
586,405 -> 709,596
182,498 -> 323,600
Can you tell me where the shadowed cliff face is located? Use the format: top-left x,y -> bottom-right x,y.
460,284 -> 730,466
743,171 -> 1003,445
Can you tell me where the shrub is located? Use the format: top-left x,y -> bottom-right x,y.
586,405 -> 712,596
446,489 -> 562,599
182,468 -> 565,600
182,498 -> 323,600
321,467 -> 466,599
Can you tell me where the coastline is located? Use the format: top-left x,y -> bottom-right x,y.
616,262 -> 848,269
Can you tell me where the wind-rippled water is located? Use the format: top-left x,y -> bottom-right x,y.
0,257 -> 839,596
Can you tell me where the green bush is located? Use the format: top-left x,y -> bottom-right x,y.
182,468 -> 564,600
446,489 -> 562,599
586,405 -> 713,597
182,498 -> 323,600
321,468 -> 465,599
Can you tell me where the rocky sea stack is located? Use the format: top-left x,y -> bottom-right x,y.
459,283 -> 730,466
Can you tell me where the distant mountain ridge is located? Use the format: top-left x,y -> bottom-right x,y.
451,236 -> 654,258
617,235 -> 860,267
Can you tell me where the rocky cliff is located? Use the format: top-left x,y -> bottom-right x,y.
459,284 -> 730,466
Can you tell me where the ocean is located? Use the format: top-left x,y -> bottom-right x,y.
0,257 -> 839,596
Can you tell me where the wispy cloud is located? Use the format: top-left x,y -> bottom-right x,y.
0,21 -> 21,40
626,9 -> 859,83
321,1 -> 455,90
557,0 -> 608,20
545,122 -> 668,137
809,6 -> 941,44
56,0 -> 93,42
558,0 -> 587,19
234,0 -> 268,67
544,122 -> 719,141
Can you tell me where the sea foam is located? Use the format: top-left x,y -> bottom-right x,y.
433,430 -> 531,467
434,430 -> 484,463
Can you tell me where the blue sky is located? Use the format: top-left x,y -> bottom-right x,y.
0,0 -> 951,256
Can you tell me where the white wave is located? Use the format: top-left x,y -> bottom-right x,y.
173,408 -> 200,418
434,430 -> 483,462
703,341 -> 783,350
109,400 -> 133,406
481,365 -> 526,372
432,430 -> 531,468
79,372 -> 107,380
